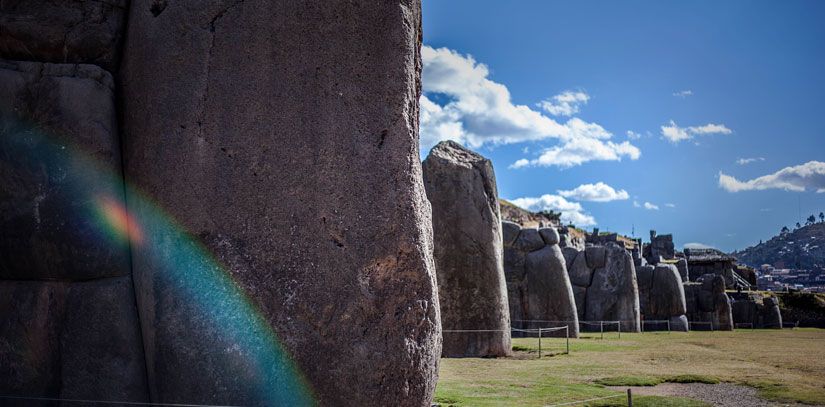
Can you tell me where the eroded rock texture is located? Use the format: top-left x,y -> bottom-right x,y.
424,141 -> 510,357
0,60 -> 129,281
637,264 -> 688,331
561,243 -> 641,332
0,59 -> 147,402
684,274 -> 734,331
504,221 -> 579,338
730,293 -> 783,329
0,278 -> 148,402
120,1 -> 439,405
0,0 -> 129,71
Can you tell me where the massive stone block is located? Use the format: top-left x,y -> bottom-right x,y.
684,274 -> 734,331
423,141 -> 510,358
730,293 -> 783,329
585,244 -> 641,332
120,1 -> 439,405
0,0 -> 128,71
0,277 -> 148,402
637,264 -> 688,331
504,222 -> 579,338
0,60 -> 129,281
562,243 -> 641,332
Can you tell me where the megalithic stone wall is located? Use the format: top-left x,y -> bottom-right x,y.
684,274 -> 734,331
562,243 -> 641,332
637,264 -> 689,331
730,293 -> 783,329
1,51 -> 148,405
423,141 -> 511,357
504,221 -> 580,338
120,0 -> 439,405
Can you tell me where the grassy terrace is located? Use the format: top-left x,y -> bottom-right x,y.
435,329 -> 825,406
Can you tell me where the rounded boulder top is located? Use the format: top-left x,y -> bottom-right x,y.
427,140 -> 490,168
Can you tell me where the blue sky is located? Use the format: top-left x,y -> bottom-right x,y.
420,0 -> 825,252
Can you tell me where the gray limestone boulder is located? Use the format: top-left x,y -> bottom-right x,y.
524,245 -> 579,336
504,224 -> 579,338
0,0 -> 128,71
567,250 -> 593,288
0,277 -> 148,402
571,285 -> 587,319
762,297 -> 783,329
0,60 -> 129,281
684,275 -> 734,331
562,246 -> 580,270
670,315 -> 689,332
649,264 -> 687,318
585,245 -> 607,269
120,1 -> 439,405
584,244 -> 641,332
638,263 -> 688,331
675,258 -> 689,282
423,141 -> 510,358
502,220 -> 521,246
514,228 -> 545,252
539,227 -> 560,245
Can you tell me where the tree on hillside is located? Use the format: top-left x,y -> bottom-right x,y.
820,212 -> 824,223
807,215 -> 816,225
781,226 -> 789,234
796,222 -> 801,229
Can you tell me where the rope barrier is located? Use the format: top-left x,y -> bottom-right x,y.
544,393 -> 627,406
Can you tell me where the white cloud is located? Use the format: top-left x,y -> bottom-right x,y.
626,130 -> 643,140
660,120 -> 732,143
684,242 -> 713,249
673,90 -> 693,98
510,194 -> 596,226
509,158 -> 530,169
665,203 -> 676,208
419,45 -> 640,167
557,182 -> 629,202
718,161 -> 825,193
633,200 -> 641,208
736,157 -> 765,165
644,202 -> 659,210
521,133 -> 641,168
538,91 -> 589,117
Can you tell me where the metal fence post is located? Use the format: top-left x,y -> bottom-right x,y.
627,388 -> 633,406
538,327 -> 542,358
618,321 -> 621,339
565,326 -> 570,354
600,321 -> 604,340
667,320 -> 671,333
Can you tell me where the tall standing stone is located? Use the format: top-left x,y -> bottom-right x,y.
120,1 -> 439,405
423,141 -> 511,357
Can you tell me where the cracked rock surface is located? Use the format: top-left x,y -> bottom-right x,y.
423,141 -> 511,358
0,59 -> 128,281
504,221 -> 579,338
0,0 -> 129,71
120,0 -> 439,405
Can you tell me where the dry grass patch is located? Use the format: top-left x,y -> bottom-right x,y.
436,329 -> 825,406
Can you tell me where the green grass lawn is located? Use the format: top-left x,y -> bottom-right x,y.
435,329 -> 825,406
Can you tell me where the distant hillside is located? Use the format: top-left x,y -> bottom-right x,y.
733,222 -> 825,270
499,199 -> 559,228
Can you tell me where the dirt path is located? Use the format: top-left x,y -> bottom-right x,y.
607,383 -> 802,406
